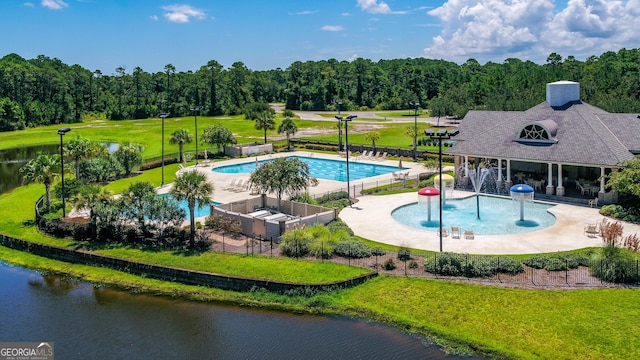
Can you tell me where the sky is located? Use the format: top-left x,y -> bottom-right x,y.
2,0 -> 640,74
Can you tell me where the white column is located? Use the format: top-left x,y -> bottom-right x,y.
464,156 -> 469,177
497,159 -> 503,181
546,162 -> 554,195
600,167 -> 606,193
556,163 -> 565,196
506,160 -> 511,182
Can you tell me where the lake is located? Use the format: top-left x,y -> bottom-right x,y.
0,261 -> 480,359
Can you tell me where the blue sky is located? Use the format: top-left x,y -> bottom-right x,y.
2,0 -> 640,74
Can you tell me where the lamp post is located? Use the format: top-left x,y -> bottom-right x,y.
190,106 -> 202,166
337,101 -> 343,151
57,127 -> 71,218
159,112 -> 170,186
335,115 -> 357,202
424,128 -> 459,252
410,101 -> 420,161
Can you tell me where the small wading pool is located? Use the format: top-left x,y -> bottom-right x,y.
159,194 -> 221,219
213,156 -> 405,182
391,195 -> 556,235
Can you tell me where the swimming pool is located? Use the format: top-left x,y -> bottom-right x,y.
213,156 -> 404,182
391,195 -> 556,235
159,194 -> 221,219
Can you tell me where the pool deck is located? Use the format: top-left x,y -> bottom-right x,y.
168,151 -> 640,255
340,191 -> 640,255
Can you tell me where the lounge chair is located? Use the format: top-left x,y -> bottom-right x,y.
584,224 -> 598,237
589,197 -> 599,208
358,150 -> 370,160
451,226 -> 461,239
438,228 -> 449,237
372,151 -> 381,160
223,179 -> 239,191
232,179 -> 246,192
377,152 -> 388,161
464,230 -> 475,240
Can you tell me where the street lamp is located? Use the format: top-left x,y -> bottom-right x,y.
424,128 -> 459,252
159,112 -> 170,186
335,115 -> 357,202
336,101 -> 343,151
190,106 -> 202,166
57,127 -> 71,218
410,101 -> 420,161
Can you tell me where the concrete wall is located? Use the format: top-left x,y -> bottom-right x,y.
225,143 -> 273,157
0,234 -> 377,293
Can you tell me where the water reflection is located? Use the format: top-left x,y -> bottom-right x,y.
0,262 -> 481,359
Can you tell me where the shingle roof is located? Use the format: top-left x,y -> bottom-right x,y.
446,101 -> 637,167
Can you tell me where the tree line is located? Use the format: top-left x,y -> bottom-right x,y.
2,48 -> 640,131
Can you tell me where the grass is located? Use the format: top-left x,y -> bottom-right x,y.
2,113 -> 639,359
3,244 -> 639,359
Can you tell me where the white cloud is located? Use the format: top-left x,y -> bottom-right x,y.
149,15 -> 158,21
162,4 -> 206,23
23,2 -> 35,8
41,0 -> 67,10
423,0 -> 640,63
288,10 -> 317,15
348,54 -> 359,62
357,0 -> 391,14
322,25 -> 344,32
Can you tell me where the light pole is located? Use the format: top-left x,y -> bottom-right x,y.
159,112 -> 170,186
57,127 -> 71,218
424,128 -> 459,252
191,106 -> 202,166
336,115 -> 357,202
410,101 -> 420,161
337,101 -> 343,151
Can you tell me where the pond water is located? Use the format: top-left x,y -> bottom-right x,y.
0,143 -> 120,194
0,144 -> 59,194
0,261 -> 481,359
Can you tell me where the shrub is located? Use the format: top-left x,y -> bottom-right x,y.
397,248 -> 411,261
279,227 -> 313,257
372,247 -> 385,256
326,219 -> 354,236
408,260 -> 419,269
523,254 -> 587,271
383,258 -> 396,270
333,239 -> 372,258
425,253 -> 525,278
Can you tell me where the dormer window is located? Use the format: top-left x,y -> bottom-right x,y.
515,119 -> 558,145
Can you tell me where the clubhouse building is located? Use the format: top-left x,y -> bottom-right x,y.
447,81 -> 640,205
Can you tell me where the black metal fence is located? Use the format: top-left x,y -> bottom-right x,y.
218,238 -> 639,288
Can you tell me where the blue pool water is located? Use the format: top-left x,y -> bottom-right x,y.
213,156 -> 404,182
159,194 -> 221,219
392,195 -> 556,235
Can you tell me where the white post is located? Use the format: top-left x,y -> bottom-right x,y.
464,156 -> 469,177
556,163 -> 565,196
600,167 -> 606,194
506,159 -> 511,182
497,159 -> 503,181
546,163 -> 554,195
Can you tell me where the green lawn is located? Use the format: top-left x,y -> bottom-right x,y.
2,113 -> 639,359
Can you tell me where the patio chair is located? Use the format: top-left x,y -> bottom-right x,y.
372,151 -> 381,160
377,152 -> 388,161
584,223 -> 598,237
464,230 -> 475,240
451,226 -> 461,239
223,179 -> 239,191
438,227 -> 449,237
589,197 -> 599,208
232,179 -> 246,192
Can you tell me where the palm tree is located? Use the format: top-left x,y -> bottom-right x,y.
248,157 -> 317,210
254,110 -> 276,144
20,152 -> 61,212
277,117 -> 298,151
364,132 -> 380,153
65,135 -> 92,180
170,170 -> 213,247
169,128 -> 193,163
75,184 -> 111,240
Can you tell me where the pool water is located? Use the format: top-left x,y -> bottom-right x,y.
159,194 -> 221,219
391,195 -> 556,235
213,156 -> 404,182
